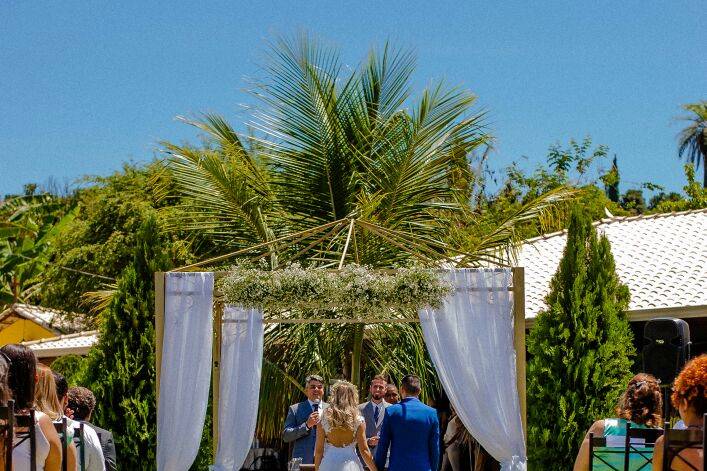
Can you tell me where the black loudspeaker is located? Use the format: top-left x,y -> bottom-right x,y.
643,317 -> 691,385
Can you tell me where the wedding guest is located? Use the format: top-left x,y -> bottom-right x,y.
283,374 -> 327,464
35,363 -> 78,471
1,344 -> 62,471
0,354 -> 10,471
653,354 -> 707,470
442,412 -> 499,471
384,384 -> 400,404
359,375 -> 390,457
573,373 -> 663,471
53,374 -> 106,471
67,386 -> 116,471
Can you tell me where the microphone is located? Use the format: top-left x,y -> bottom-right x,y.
312,399 -> 320,412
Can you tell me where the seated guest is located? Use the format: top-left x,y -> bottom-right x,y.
35,364 -> 78,471
384,384 -> 400,405
1,344 -> 62,471
53,374 -> 105,471
283,374 -> 327,464
67,386 -> 116,471
573,373 -> 662,471
653,354 -> 707,470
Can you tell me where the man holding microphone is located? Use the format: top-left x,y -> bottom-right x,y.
283,374 -> 327,464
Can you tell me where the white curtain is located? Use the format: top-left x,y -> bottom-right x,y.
418,269 -> 526,471
158,272 -> 215,471
213,306 -> 264,471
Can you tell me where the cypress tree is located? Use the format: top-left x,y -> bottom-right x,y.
526,207 -> 634,470
81,213 -> 170,469
605,155 -> 620,203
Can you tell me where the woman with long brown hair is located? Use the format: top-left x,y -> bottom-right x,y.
573,373 -> 663,470
314,381 -> 378,471
1,344 -> 62,471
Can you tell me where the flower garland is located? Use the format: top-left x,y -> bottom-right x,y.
219,264 -> 451,313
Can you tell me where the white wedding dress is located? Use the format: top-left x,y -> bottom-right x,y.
318,411 -> 365,471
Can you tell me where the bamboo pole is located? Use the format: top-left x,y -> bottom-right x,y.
172,219 -> 347,272
154,272 -> 166,405
338,219 -> 356,269
212,301 -> 224,459
512,267 -> 527,444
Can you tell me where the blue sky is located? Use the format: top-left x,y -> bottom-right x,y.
1,1 -> 704,197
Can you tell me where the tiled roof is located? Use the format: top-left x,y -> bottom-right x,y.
21,331 -> 98,358
0,303 -> 83,334
518,209 -> 707,319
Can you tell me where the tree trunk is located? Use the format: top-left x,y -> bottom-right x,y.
351,324 -> 364,389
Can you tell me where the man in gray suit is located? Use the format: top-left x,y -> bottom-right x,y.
358,375 -> 390,461
283,374 -> 327,464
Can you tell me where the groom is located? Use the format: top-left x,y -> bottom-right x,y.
283,374 -> 327,464
374,375 -> 440,471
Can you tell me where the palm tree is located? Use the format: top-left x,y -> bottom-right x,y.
163,34 -> 571,442
677,101 -> 707,188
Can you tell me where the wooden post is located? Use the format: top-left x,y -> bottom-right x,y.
154,272 -> 166,405
512,267 -> 527,444
212,301 -> 224,459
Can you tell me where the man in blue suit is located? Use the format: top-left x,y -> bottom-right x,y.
374,375 -> 440,471
282,374 -> 327,464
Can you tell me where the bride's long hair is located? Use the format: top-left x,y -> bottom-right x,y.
324,380 -> 359,430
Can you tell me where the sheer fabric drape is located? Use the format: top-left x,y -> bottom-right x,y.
419,269 -> 526,471
158,272 -> 215,471
213,306 -> 264,471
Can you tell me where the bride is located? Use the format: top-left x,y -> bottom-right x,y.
314,381 -> 378,471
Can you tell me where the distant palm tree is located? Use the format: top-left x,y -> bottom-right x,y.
677,101 -> 707,188
164,34 -> 571,441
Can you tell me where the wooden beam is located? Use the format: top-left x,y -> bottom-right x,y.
212,301 -> 224,459
154,272 -> 166,405
512,267 -> 527,445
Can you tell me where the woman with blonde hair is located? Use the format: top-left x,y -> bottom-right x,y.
35,363 -> 78,471
314,381 -> 378,471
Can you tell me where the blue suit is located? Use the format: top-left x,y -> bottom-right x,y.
282,400 -> 326,464
374,397 -> 440,471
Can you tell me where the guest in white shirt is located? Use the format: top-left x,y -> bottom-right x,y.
53,373 -> 106,471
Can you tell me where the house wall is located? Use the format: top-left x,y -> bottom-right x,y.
0,319 -> 57,345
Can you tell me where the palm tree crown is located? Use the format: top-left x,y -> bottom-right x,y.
677,101 -> 707,188
163,34 -> 569,442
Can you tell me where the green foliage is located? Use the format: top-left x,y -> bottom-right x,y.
527,208 -> 635,470
220,264 -> 451,313
620,189 -> 646,214
473,138 -> 625,244
0,192 -> 74,308
79,214 -> 171,470
650,164 -> 707,213
40,163 -> 195,318
50,354 -> 86,387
